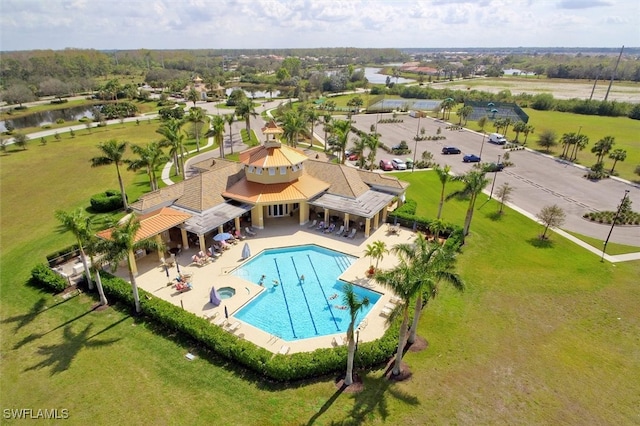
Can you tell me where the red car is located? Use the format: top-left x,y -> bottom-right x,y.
379,159 -> 393,171
347,153 -> 359,161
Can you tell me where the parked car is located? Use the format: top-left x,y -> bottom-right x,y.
463,154 -> 481,163
488,133 -> 508,145
442,146 -> 461,155
405,158 -> 414,169
392,158 -> 407,170
485,162 -> 505,172
347,152 -> 359,161
379,159 -> 394,171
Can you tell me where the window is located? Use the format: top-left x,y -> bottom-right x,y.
269,167 -> 276,176
255,167 -> 263,175
248,165 -> 255,174
280,166 -> 287,175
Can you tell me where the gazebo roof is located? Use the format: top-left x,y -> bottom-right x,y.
261,120 -> 284,135
239,143 -> 308,168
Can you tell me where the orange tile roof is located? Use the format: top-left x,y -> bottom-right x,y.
261,120 -> 284,135
239,144 -> 308,168
223,174 -> 329,204
96,207 -> 191,243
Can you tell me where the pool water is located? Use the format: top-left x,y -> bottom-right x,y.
232,245 -> 381,341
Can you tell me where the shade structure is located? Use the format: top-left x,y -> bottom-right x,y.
241,243 -> 251,260
210,287 -> 221,306
213,232 -> 233,242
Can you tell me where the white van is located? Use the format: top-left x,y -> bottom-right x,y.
489,133 -> 507,145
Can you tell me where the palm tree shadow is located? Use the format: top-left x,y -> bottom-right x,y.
346,373 -> 419,424
25,323 -> 121,375
2,297 -> 48,332
306,383 -> 347,425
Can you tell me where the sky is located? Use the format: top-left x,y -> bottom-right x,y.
1,0 -> 638,51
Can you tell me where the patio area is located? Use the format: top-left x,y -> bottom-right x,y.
109,217 -> 416,354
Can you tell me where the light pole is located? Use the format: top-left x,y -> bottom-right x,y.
489,154 -> 501,199
601,189 -> 630,262
479,132 -> 486,160
412,114 -> 421,172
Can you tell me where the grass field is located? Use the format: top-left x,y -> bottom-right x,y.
1,118 -> 639,424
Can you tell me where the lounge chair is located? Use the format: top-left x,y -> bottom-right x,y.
233,229 -> 246,240
175,282 -> 192,292
334,225 -> 344,236
227,321 -> 241,332
307,219 -> 317,229
383,303 -> 396,311
245,226 -> 256,236
332,335 -> 345,346
214,317 -> 227,327
380,306 -> 393,317
278,345 -> 290,355
389,296 -> 402,305
316,221 -> 325,231
345,228 -> 357,239
324,223 -> 336,234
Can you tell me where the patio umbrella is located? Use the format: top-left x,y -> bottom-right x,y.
176,262 -> 181,274
213,232 -> 233,242
241,243 -> 251,260
164,265 -> 170,278
210,287 -> 221,306
224,305 -> 229,319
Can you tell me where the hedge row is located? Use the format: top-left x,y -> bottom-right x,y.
389,198 -> 465,246
30,265 -> 400,382
90,189 -> 124,213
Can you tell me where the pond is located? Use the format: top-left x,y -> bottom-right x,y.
363,67 -> 414,85
225,87 -> 281,99
1,105 -> 95,132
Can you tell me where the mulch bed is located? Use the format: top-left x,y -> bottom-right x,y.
334,373 -> 365,393
407,335 -> 428,352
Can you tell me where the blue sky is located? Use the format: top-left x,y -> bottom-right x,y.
1,0 -> 638,51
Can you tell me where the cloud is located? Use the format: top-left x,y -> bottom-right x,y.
557,0 -> 612,9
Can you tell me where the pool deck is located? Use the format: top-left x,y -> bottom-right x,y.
112,217 -> 415,354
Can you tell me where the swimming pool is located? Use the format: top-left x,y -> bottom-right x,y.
232,245 -> 381,341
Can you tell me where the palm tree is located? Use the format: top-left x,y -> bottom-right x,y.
330,119 -> 351,164
512,121 -> 526,142
235,98 -> 257,134
90,139 -> 129,210
100,214 -> 164,313
392,233 -> 464,344
186,87 -> 199,107
373,263 -> 421,377
55,209 -> 95,291
342,282 -> 370,386
280,109 -> 307,148
447,170 -> 489,236
157,118 -> 186,179
365,132 -> 380,170
428,218 -> 446,241
351,135 -> 368,169
205,115 -> 226,158
608,148 -> 627,174
322,113 -> 333,151
364,240 -> 388,270
126,141 -> 169,191
440,98 -> 456,121
434,164 -> 452,219
306,108 -> 319,148
522,124 -> 535,144
570,133 -> 589,162
457,105 -> 473,125
187,107 -> 206,152
225,113 -> 235,154
496,182 -> 513,214
591,136 -> 615,163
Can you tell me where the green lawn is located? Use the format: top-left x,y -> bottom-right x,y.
1,127 -> 639,424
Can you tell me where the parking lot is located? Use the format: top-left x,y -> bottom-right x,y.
327,112 -> 640,247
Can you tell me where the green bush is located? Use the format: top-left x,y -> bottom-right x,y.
31,263 -> 68,293
55,118 -> 65,124
90,189 -> 124,213
31,263 -> 400,382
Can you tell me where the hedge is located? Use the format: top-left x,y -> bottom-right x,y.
90,189 -> 124,213
30,264 -> 400,382
389,198 -> 465,246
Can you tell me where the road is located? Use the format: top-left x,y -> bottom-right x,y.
339,112 -> 640,248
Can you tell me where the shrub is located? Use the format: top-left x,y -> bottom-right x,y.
90,189 -> 124,212
55,118 -> 65,124
31,263 -> 68,293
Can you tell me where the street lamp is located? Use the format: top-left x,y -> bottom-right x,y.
489,154 -> 501,199
412,114 -> 421,172
479,132 -> 486,159
601,189 -> 630,262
